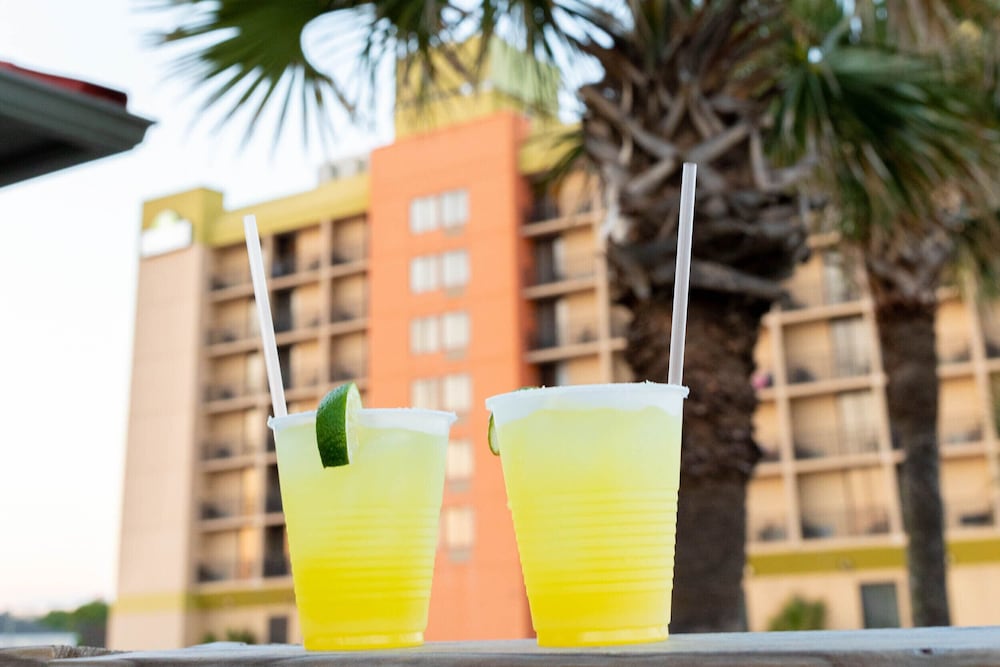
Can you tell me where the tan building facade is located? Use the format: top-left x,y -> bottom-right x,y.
111,71 -> 1000,649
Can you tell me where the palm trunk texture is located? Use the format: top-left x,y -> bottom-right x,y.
626,292 -> 766,632
873,298 -> 951,627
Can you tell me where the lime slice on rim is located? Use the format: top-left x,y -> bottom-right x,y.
486,386 -> 537,457
316,382 -> 362,467
487,414 -> 499,456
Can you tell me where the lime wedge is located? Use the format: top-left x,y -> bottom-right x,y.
487,387 -> 536,457
316,382 -> 362,467
487,414 -> 499,456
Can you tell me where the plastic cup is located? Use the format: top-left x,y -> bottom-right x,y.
486,382 -> 688,647
268,408 -> 456,650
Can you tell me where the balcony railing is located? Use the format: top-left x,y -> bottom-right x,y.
202,440 -> 255,460
200,496 -> 255,520
330,298 -> 367,323
785,348 -> 871,384
800,505 -> 890,539
530,255 -> 596,286
204,382 -> 262,402
331,242 -> 367,265
210,270 -> 251,291
330,361 -> 366,381
785,276 -> 862,310
792,427 -> 880,460
207,319 -> 257,345
273,312 -> 322,333
196,559 -> 257,583
945,498 -> 995,529
940,415 -> 984,446
937,336 -> 972,365
749,515 -> 788,543
265,493 -> 283,514
263,554 -> 291,577
273,255 -> 322,277
527,197 -> 560,223
531,319 -> 600,350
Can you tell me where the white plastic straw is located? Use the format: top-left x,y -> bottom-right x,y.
668,162 -> 697,386
244,215 -> 287,418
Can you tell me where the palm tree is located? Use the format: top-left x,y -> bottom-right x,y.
154,0 -> 1000,631
773,5 -> 1000,626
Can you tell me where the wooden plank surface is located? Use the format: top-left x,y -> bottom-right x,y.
5,626 -> 999,666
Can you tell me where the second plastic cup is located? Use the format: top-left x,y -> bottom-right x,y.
486,382 -> 688,647
269,407 -> 456,650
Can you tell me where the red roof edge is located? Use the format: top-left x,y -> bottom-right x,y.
0,61 -> 129,107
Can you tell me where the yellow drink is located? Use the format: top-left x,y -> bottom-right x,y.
487,383 -> 687,647
269,408 -> 455,650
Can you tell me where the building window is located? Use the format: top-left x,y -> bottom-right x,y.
441,250 -> 470,288
443,506 -> 475,555
442,374 -> 472,413
268,616 -> 288,643
411,378 -> 440,410
442,311 -> 470,351
441,189 -> 469,230
409,195 -> 438,234
409,255 -> 439,293
410,316 -> 440,354
446,439 -> 474,482
860,583 -> 900,628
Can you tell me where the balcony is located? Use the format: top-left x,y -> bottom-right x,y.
200,495 -> 254,521
210,270 -> 250,291
201,440 -> 253,461
945,498 -> 995,529
273,255 -> 321,278
749,515 -> 788,543
206,319 -> 257,346
936,335 -> 972,365
196,559 -> 256,583
785,349 -> 871,385
530,254 -> 596,287
330,360 -> 366,382
531,318 -> 600,350
785,276 -> 862,311
330,298 -> 367,323
800,505 -> 890,539
263,554 -> 291,578
204,382 -> 261,403
940,415 -> 984,447
273,312 -> 322,334
792,427 -> 880,460
331,242 -> 366,265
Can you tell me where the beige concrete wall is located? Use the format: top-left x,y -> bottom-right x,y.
612,353 -> 634,382
109,246 -> 205,649
785,254 -> 824,309
560,227 -> 596,277
212,243 -> 249,283
330,331 -> 367,377
195,603 -> 298,645
745,569 -> 910,631
566,356 -> 602,384
332,275 -> 367,314
290,341 -> 320,387
754,402 -> 780,455
748,478 -> 787,542
949,564 -> 1000,625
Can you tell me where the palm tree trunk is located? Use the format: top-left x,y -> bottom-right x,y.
626,292 -> 766,632
872,298 -> 951,627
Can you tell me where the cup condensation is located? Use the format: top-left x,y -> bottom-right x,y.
268,408 -> 456,650
486,383 -> 688,647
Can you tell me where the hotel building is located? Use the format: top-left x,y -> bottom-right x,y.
110,45 -> 1000,648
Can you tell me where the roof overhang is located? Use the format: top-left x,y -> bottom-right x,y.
0,63 -> 154,187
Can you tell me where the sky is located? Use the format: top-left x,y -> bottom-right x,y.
0,0 -> 391,615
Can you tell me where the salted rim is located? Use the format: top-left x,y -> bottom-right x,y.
268,407 -> 457,436
485,382 -> 688,426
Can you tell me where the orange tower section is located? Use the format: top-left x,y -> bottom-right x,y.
368,110 -> 536,639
